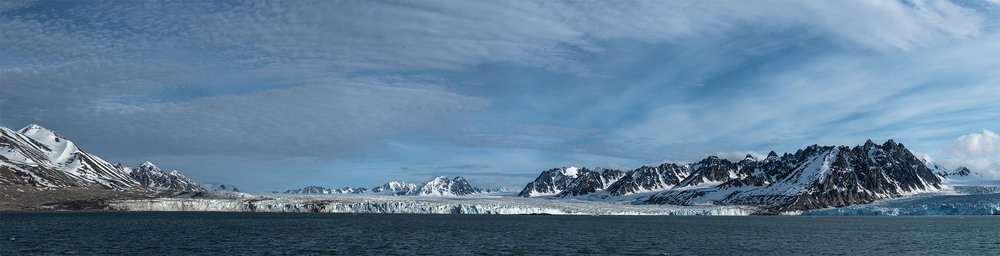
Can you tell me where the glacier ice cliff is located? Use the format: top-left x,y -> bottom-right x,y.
803,185 -> 1000,216
108,194 -> 758,215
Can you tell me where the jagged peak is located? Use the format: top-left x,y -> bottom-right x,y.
954,166 -> 971,175
452,176 -> 468,182
767,151 -> 779,158
139,161 -> 158,168
882,139 -> 898,148
864,139 -> 876,147
743,154 -> 757,161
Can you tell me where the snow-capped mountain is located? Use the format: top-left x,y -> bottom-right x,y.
520,140 -> 944,212
371,181 -> 420,195
123,162 -> 206,192
418,176 -> 481,196
201,182 -> 240,192
653,140 -> 941,211
0,123 -> 211,192
1,124 -> 141,190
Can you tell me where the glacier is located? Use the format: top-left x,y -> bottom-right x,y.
108,194 -> 759,215
802,185 -> 1000,216
107,184 -> 1000,216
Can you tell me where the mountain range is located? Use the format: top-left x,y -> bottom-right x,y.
2,123 -> 989,214
517,140 -> 960,212
284,176 -> 485,196
1,124 -> 204,192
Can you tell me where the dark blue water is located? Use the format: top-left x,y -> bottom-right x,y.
2,212 -> 998,255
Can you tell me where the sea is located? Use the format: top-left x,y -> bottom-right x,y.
2,212 -> 998,255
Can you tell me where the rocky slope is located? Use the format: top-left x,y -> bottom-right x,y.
121,162 -> 206,192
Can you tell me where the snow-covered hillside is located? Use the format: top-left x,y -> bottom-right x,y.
1,124 -> 141,189
1,123 -> 204,192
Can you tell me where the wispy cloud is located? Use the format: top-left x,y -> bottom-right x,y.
2,0 -> 998,189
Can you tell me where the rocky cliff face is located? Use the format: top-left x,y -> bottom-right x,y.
517,167 -> 586,197
603,163 -> 689,197
555,168 -> 624,197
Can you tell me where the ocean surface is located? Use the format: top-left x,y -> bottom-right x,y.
2,212 -> 998,255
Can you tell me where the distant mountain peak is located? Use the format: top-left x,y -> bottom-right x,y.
129,161 -> 204,192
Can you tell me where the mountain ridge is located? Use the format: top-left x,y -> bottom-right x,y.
517,139 -> 944,212
1,123 -> 203,192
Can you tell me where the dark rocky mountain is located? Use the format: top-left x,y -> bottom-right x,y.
518,167 -> 585,197
520,140 -> 943,212
556,168 -> 625,197
122,162 -> 206,192
653,140 -> 941,211
602,163 -> 689,197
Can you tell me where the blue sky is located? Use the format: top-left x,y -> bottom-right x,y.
2,0 -> 999,191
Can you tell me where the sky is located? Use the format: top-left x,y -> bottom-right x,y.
1,0 -> 999,192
